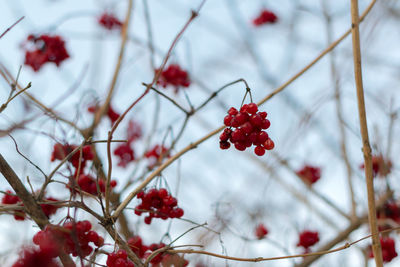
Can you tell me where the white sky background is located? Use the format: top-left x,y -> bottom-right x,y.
0,0 -> 400,266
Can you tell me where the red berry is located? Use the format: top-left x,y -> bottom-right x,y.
255,223 -> 268,239
241,122 -> 253,134
220,141 -> 230,150
259,111 -> 267,118
223,115 -> 233,126
250,114 -> 263,127
261,119 -> 271,129
264,139 -> 275,150
257,131 -> 269,144
254,146 -> 265,156
228,107 -> 238,116
247,103 -> 258,114
234,142 -> 246,151
240,104 -> 249,113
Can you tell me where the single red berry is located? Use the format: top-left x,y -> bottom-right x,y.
223,115 -> 233,126
252,9 -> 278,26
254,146 -> 265,156
261,119 -> 271,129
240,104 -> 249,113
247,103 -> 258,114
220,141 -> 230,150
264,139 -> 275,150
255,223 -> 268,239
228,107 -> 238,116
234,142 -> 246,151
259,111 -> 267,118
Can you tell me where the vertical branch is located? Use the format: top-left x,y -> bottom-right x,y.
350,0 -> 382,266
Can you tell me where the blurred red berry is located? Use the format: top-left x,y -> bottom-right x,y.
98,13 -> 123,30
252,9 -> 278,26
296,165 -> 321,185
255,223 -> 268,239
297,230 -> 319,250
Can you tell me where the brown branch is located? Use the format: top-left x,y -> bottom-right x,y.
350,0 -> 382,266
0,153 -> 75,267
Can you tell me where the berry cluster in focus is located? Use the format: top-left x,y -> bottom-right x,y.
220,103 -> 274,156
135,188 -> 184,224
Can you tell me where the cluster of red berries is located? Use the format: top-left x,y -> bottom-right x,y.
98,13 -> 123,30
51,143 -> 94,176
88,104 -> 121,125
145,145 -> 170,168
296,165 -> 321,185
33,220 -> 104,259
24,34 -> 69,71
369,237 -> 398,262
297,230 -> 319,251
1,191 -> 59,220
107,250 -> 134,267
146,243 -> 167,265
252,9 -> 278,26
135,188 -> 184,224
11,246 -> 60,267
114,143 -> 135,167
255,223 -> 269,239
114,120 -> 142,167
128,235 -> 148,258
220,103 -> 274,156
360,155 -> 392,178
156,64 -> 190,91
70,174 -> 116,195
127,236 -> 188,266
377,200 -> 400,231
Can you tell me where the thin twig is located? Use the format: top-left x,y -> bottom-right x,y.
0,16 -> 24,39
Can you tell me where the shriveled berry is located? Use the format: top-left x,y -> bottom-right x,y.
220,141 -> 230,150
